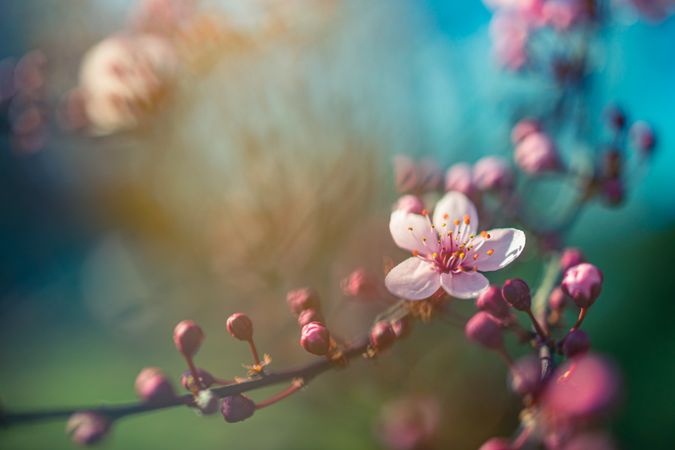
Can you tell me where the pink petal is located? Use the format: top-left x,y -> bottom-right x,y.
389,210 -> 439,255
432,191 -> 479,235
472,228 -> 526,272
385,257 -> 441,301
440,271 -> 489,299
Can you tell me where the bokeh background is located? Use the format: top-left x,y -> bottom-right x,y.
1,1 -> 674,449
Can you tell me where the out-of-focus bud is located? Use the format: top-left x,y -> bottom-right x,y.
370,321 -> 397,352
562,330 -> 591,357
173,320 -> 204,357
194,389 -> 219,415
66,412 -> 111,446
393,155 -> 419,193
221,394 -> 256,423
562,432 -> 617,450
542,354 -> 620,423
391,316 -> 413,339
181,368 -> 215,391
548,287 -> 569,310
630,121 -> 656,155
286,288 -> 320,316
78,34 -> 177,135
135,367 -> 176,404
560,248 -> 585,273
511,118 -> 541,145
490,13 -> 529,71
476,285 -> 511,319
444,163 -> 476,198
341,268 -> 378,299
14,50 -> 47,95
561,263 -> 603,308
465,312 -> 503,350
376,395 -> 440,450
418,158 -> 443,192
226,313 -> 253,342
542,0 -> 582,31
479,437 -> 512,450
501,279 -> 531,311
297,308 -> 324,327
604,104 -> 626,130
394,195 -> 425,214
300,322 -> 331,356
514,132 -> 561,175
603,149 -> 622,179
601,179 -> 625,207
509,355 -> 541,396
473,156 -> 514,192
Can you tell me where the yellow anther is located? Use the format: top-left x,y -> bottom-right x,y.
443,213 -> 449,219
473,254 -> 479,260
432,252 -> 438,258
487,249 -> 494,256
463,214 -> 470,225
412,250 -> 419,256
421,209 -> 429,216
453,219 -> 460,226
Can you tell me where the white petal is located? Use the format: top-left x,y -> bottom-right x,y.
472,228 -> 526,272
440,271 -> 489,299
432,191 -> 479,235
385,258 -> 441,301
389,210 -> 439,255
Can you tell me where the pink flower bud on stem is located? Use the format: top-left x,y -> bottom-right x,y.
221,394 -> 256,423
173,320 -> 205,392
66,412 -> 111,446
287,288 -> 320,316
560,248 -> 585,273
226,313 -> 261,366
561,263 -> 603,308
502,279 -> 549,340
479,437 -> 513,450
300,321 -> 331,356
561,329 -> 591,357
369,321 -> 397,353
134,367 -> 176,404
298,308 -> 324,327
465,312 -> 508,357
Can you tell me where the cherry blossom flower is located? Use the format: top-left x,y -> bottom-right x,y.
385,192 -> 526,300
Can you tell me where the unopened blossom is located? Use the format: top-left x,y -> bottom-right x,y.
444,163 -> 476,198
66,412 -> 111,446
490,13 -> 529,70
542,0 -> 583,30
630,121 -> 656,155
542,354 -> 620,423
393,155 -> 419,193
601,179 -> 625,207
341,268 -> 379,299
78,34 -> 177,135
628,0 -> 674,23
479,437 -> 512,450
395,195 -> 425,215
509,355 -> 541,395
465,312 -> 504,349
560,248 -> 585,273
514,131 -> 561,174
376,395 -> 440,450
473,157 -> 515,192
385,192 -> 525,300
135,367 -> 176,404
561,263 -> 603,307
562,432 -> 617,450
511,118 -> 541,144
476,285 -> 511,320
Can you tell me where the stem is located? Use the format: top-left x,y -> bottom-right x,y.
526,309 -> 549,340
0,336 -> 372,428
254,380 -> 303,410
532,255 -> 562,379
248,340 -> 261,366
184,355 -> 204,391
570,307 -> 588,332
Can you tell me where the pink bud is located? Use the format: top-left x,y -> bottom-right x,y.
376,395 -> 440,450
476,285 -> 511,319
562,432 -> 617,450
394,195 -> 425,214
134,367 -> 176,404
66,412 -> 111,446
560,248 -> 585,273
340,268 -> 378,299
601,178 -> 625,207
286,288 -> 320,316
417,159 -> 443,192
173,320 -> 204,357
465,312 -> 503,350
473,156 -> 514,192
181,368 -> 215,391
562,330 -> 590,357
514,131 -> 561,175
226,313 -> 253,341
548,287 -> 569,310
542,354 -> 620,423
509,355 -> 541,396
391,316 -> 413,339
444,163 -> 476,198
501,279 -> 531,311
604,104 -> 626,130
221,394 -> 256,423
393,155 -> 419,193
370,321 -> 397,352
479,437 -> 512,450
511,118 -> 541,144
300,321 -> 331,356
561,263 -> 603,308
630,121 -> 656,155
298,308 -> 324,327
